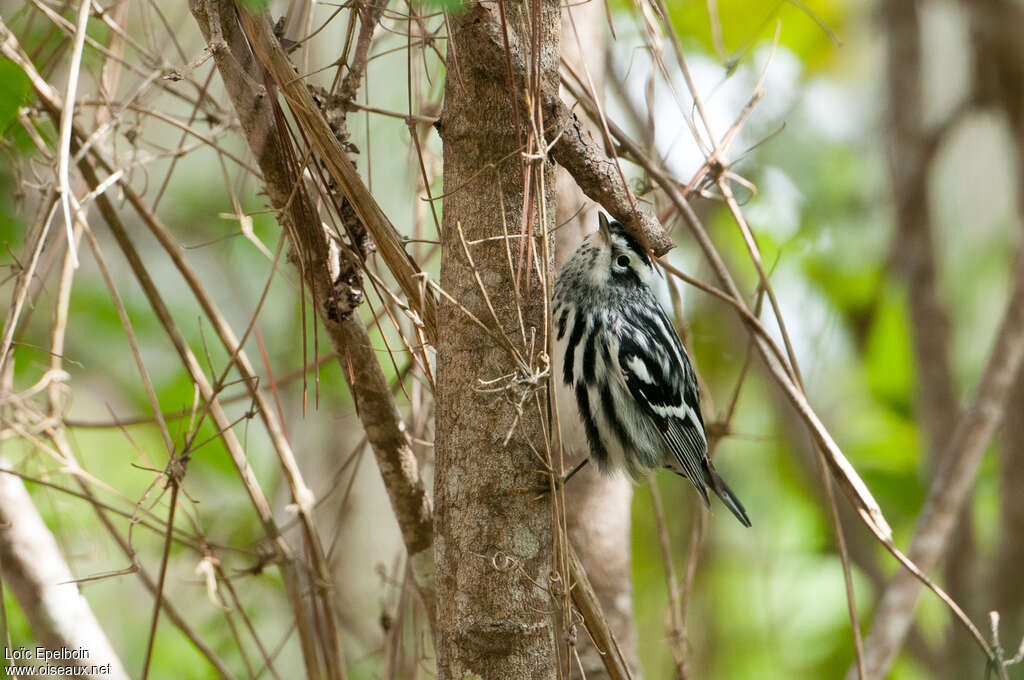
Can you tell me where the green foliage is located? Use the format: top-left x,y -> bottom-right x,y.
863,286 -> 914,411
664,0 -> 845,70
237,0 -> 271,12
410,0 -> 465,12
2,588 -> 33,651
804,256 -> 881,330
0,59 -> 31,135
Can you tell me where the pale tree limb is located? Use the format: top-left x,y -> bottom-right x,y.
0,458 -> 130,680
54,0 -> 90,270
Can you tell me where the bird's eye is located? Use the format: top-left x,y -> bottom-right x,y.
616,255 -> 630,268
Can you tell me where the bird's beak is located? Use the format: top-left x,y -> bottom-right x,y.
597,212 -> 612,246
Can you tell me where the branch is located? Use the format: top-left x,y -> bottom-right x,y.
548,105 -> 673,255
882,2 -> 978,672
567,545 -> 633,680
430,0 -> 673,256
329,319 -> 435,614
190,0 -> 436,620
230,2 -> 439,345
849,0 -> 1024,674
885,0 -> 960,463
336,0 -> 387,103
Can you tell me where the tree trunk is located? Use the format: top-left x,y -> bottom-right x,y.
434,1 -> 560,678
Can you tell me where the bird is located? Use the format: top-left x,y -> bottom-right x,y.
551,212 -> 751,527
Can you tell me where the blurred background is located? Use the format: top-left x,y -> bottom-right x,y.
1,0 -> 1021,678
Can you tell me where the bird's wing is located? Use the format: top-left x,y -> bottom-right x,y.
615,310 -> 712,506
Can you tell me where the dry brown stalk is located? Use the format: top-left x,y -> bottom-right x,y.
227,6 -> 439,347
2,34 -> 335,672
0,17 -> 254,679
189,0 -> 436,627
566,544 -> 633,680
84,163 -> 338,680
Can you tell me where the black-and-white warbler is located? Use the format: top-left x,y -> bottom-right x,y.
552,213 -> 751,527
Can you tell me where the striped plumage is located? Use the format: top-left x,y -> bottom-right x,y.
552,213 -> 750,527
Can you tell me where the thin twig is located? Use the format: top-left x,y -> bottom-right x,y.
55,0 -> 91,270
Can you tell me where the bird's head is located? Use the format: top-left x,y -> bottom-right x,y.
583,213 -> 656,288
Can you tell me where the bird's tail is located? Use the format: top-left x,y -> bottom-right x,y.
707,466 -> 751,528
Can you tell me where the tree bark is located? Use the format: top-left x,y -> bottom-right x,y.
434,1 -> 560,678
